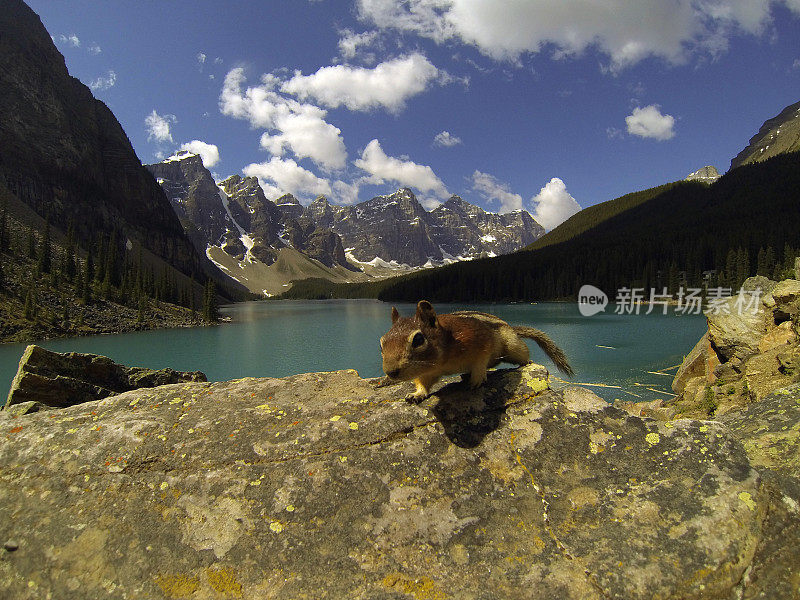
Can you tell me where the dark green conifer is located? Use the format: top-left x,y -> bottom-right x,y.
0,195 -> 9,252
36,220 -> 51,275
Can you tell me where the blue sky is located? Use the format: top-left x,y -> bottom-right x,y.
29,0 -> 800,229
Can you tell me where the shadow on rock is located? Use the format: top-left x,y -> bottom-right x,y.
430,369 -> 524,448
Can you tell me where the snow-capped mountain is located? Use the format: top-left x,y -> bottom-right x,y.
146,154 -> 544,294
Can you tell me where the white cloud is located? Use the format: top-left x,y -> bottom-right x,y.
243,157 -> 332,201
145,110 -> 176,144
531,177 -> 581,230
280,53 -> 440,112
178,140 -> 220,168
338,29 -> 380,59
220,68 -> 347,171
625,104 -> 676,141
58,34 -> 81,48
471,170 -> 523,213
87,43 -> 102,54
354,139 -> 449,198
197,52 -> 207,65
357,0 -> 790,70
89,70 -> 116,91
332,179 -> 364,205
433,130 -> 462,147
214,57 -> 223,65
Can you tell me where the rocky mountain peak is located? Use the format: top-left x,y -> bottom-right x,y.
164,149 -> 199,163
685,166 -> 721,184
276,193 -> 301,206
730,99 -> 800,170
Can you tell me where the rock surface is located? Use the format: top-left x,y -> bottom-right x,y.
5,345 -> 206,409
0,362 -> 797,599
670,276 -> 800,418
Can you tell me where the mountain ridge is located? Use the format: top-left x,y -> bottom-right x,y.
0,0 -> 225,291
730,99 -> 800,170
146,154 -> 544,294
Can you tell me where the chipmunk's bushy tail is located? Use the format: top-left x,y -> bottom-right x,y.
512,326 -> 574,377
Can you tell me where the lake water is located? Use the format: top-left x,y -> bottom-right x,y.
0,300 -> 706,403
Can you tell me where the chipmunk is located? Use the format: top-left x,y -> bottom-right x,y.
381,300 -> 574,402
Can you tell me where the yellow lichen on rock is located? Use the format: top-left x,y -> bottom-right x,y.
206,567 -> 243,597
154,574 -> 200,598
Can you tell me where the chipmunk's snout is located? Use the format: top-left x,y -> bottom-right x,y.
385,368 -> 401,379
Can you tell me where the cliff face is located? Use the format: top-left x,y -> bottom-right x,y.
730,100 -> 800,170
0,0 -> 207,280
1,359 -> 798,598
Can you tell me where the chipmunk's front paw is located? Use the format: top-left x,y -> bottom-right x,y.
405,391 -> 427,403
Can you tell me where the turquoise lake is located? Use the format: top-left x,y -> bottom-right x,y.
0,300 -> 706,403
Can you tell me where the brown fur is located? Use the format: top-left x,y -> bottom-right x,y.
381,300 -> 574,402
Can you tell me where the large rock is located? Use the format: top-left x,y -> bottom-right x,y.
707,295 -> 768,362
672,332 -> 715,394
4,345 -> 206,409
0,363 -> 793,599
722,383 -> 800,479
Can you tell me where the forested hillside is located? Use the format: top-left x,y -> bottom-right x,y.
377,152 -> 800,302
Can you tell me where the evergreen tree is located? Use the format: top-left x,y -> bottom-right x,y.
667,262 -> 679,295
61,297 -> 70,328
735,247 -> 750,289
764,246 -> 776,278
95,233 -> 107,283
0,195 -> 9,252
27,225 -> 36,259
82,255 -> 93,304
203,279 -> 219,323
105,230 -> 119,287
0,260 -> 4,291
62,223 -> 77,282
756,247 -> 767,276
23,286 -> 36,321
36,220 -> 51,275
724,249 -> 737,289
137,295 -> 147,323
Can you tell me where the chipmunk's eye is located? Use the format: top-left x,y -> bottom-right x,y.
411,332 -> 425,348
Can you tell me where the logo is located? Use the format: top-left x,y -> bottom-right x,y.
578,284 -> 608,316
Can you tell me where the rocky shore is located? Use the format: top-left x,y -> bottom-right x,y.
1,341 -> 799,598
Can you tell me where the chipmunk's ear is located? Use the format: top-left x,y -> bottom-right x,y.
416,300 -> 437,328
391,306 -> 399,324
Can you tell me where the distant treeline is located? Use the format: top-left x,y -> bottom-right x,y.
281,152 -> 800,302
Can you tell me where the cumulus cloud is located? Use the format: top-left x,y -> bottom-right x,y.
145,110 -> 176,144
177,140 -> 220,168
197,52 -> 207,65
58,34 -> 81,47
625,104 -> 676,140
332,179 -> 364,205
243,157 -> 332,200
281,53 -> 440,113
89,70 -> 116,91
357,0 -> 796,70
433,130 -> 462,147
338,29 -> 380,60
87,43 -> 102,54
531,177 -> 581,230
471,170 -> 523,213
220,68 -> 347,171
354,139 -> 449,198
